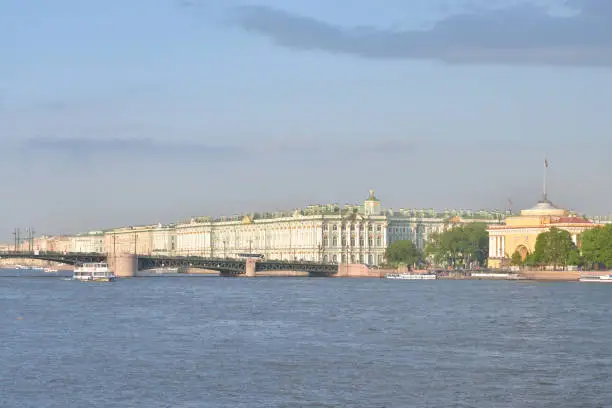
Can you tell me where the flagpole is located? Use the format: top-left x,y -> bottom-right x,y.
543,158 -> 548,201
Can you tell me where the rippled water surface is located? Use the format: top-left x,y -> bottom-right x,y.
1,270 -> 611,407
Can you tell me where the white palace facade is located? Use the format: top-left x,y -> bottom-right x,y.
174,191 -> 409,265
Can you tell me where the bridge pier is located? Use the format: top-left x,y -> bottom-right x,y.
336,263 -> 383,278
244,258 -> 257,277
108,253 -> 137,278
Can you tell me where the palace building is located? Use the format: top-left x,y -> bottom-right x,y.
172,191 -> 409,265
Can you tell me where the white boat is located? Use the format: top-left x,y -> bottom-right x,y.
385,273 -> 437,280
73,262 -> 116,282
579,274 -> 612,283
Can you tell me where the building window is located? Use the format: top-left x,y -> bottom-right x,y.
359,238 -> 364,246
332,237 -> 337,246
332,254 -> 338,263
368,238 -> 373,246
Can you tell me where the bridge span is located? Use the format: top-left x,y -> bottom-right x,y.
0,252 -> 339,277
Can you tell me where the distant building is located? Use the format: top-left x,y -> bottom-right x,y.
47,236 -> 72,254
102,223 -> 176,258
71,231 -> 105,253
150,223 -> 176,256
590,215 -> 612,225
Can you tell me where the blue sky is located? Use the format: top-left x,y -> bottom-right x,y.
1,0 -> 611,238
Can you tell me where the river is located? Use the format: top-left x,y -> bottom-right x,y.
1,269 -> 610,407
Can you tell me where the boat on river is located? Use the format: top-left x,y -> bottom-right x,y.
579,274 -> 612,283
385,273 -> 436,280
73,262 -> 116,282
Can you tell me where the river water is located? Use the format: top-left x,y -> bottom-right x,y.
1,269 -> 611,407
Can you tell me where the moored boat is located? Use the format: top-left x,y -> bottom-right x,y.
385,273 -> 436,280
73,262 -> 116,282
579,274 -> 612,283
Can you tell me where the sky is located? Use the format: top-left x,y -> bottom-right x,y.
1,0 -> 611,238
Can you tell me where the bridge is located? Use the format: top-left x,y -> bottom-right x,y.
0,252 -> 339,277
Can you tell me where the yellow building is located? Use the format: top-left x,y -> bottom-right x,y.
487,196 -> 597,268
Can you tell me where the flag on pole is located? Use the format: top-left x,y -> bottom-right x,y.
544,158 -> 549,168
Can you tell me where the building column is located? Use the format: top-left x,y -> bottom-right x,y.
493,236 -> 497,257
489,236 -> 495,258
501,236 -> 505,258
382,224 -> 388,247
496,236 -> 501,257
572,234 -> 577,245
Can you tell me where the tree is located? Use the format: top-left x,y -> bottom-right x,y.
567,249 -> 583,267
581,225 -> 612,269
424,232 -> 446,266
524,253 -> 536,268
532,227 -> 579,269
510,250 -> 523,266
424,223 -> 489,268
385,240 -> 423,268
462,223 -> 490,266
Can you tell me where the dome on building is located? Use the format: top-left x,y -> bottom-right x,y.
520,198 -> 569,217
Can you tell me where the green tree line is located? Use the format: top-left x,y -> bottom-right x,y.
575,224 -> 612,269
